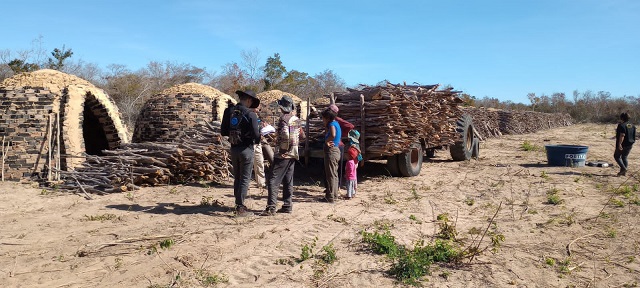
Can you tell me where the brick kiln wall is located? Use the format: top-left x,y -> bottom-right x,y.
0,87 -> 55,180
133,93 -> 219,143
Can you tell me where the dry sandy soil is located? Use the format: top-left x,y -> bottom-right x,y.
1,123 -> 639,288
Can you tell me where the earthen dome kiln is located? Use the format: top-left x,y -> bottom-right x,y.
0,70 -> 129,180
132,83 -> 236,143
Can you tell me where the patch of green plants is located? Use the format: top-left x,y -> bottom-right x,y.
83,213 -> 120,222
409,185 -> 422,201
327,214 -> 348,225
558,258 -> 572,274
300,237 -> 318,262
361,208 -> 504,286
384,191 -> 398,205
435,213 -> 457,241
546,189 -> 563,205
521,140 -> 542,152
630,197 -> 640,206
540,171 -> 550,180
196,269 -> 229,287
606,228 -> 617,238
610,198 -> 625,208
200,196 -> 223,207
464,197 -> 475,206
320,243 -> 337,264
159,238 -> 175,250
409,215 -> 422,224
125,192 -> 134,201
275,257 -> 296,266
613,185 -> 634,198
545,257 -> 556,266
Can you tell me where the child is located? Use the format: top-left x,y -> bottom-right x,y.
345,130 -> 361,199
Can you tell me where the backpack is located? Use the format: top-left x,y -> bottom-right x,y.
228,106 -> 247,145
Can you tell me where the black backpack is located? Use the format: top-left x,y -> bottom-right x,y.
228,106 -> 248,145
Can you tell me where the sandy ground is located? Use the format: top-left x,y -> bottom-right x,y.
1,123 -> 639,288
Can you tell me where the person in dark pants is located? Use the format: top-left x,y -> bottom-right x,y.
261,96 -> 305,216
221,90 -> 261,217
319,104 -> 353,191
321,108 -> 342,202
614,112 -> 636,176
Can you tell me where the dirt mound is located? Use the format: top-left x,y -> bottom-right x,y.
160,83 -> 233,102
257,90 -> 303,104
1,69 -> 95,95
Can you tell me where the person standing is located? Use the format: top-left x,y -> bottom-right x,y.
344,130 -> 361,199
252,105 -> 266,188
221,90 -> 261,217
261,96 -> 305,215
321,108 -> 341,203
614,112 -> 636,176
322,104 -> 353,191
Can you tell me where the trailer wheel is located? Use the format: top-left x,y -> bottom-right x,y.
398,142 -> 423,177
386,155 -> 401,177
472,137 -> 480,159
450,114 -> 474,161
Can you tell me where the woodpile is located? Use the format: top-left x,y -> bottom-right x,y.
308,83 -> 463,156
57,122 -> 231,193
463,107 -> 573,139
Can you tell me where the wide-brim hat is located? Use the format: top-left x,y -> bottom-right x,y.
236,90 -> 260,108
348,129 -> 360,144
277,95 -> 294,113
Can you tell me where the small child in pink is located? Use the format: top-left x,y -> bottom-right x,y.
345,130 -> 361,199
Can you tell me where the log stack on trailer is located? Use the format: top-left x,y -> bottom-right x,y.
306,83 -> 471,177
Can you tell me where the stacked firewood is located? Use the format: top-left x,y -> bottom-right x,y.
308,83 -> 463,156
463,107 -> 573,139
57,122 -> 231,193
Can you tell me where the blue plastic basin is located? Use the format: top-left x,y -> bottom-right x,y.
545,145 -> 589,167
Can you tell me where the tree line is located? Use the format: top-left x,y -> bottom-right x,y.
2,38 -> 637,128
462,90 -> 639,124
0,39 -> 346,128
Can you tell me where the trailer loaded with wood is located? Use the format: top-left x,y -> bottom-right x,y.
304,83 -> 479,177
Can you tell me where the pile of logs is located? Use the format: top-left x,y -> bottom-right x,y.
57,122 -> 231,194
463,107 -> 573,139
308,83 -> 463,156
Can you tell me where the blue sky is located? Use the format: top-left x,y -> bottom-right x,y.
2,0 -> 639,103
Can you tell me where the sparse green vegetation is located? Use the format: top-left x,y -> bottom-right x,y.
83,213 -> 121,222
361,209 -> 504,286
384,191 -> 398,204
546,189 -> 563,205
464,197 -> 475,206
558,258 -> 572,274
540,171 -> 550,179
300,237 -> 318,262
610,198 -> 625,208
521,140 -> 542,152
319,243 -> 337,264
196,269 -> 229,287
545,257 -> 556,266
200,196 -> 223,207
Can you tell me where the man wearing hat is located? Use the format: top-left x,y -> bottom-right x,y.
221,90 -> 261,217
261,95 -> 305,216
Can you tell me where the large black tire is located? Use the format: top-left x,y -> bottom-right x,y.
450,114 -> 474,161
471,137 -> 479,159
386,155 -> 401,177
398,142 -> 423,177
